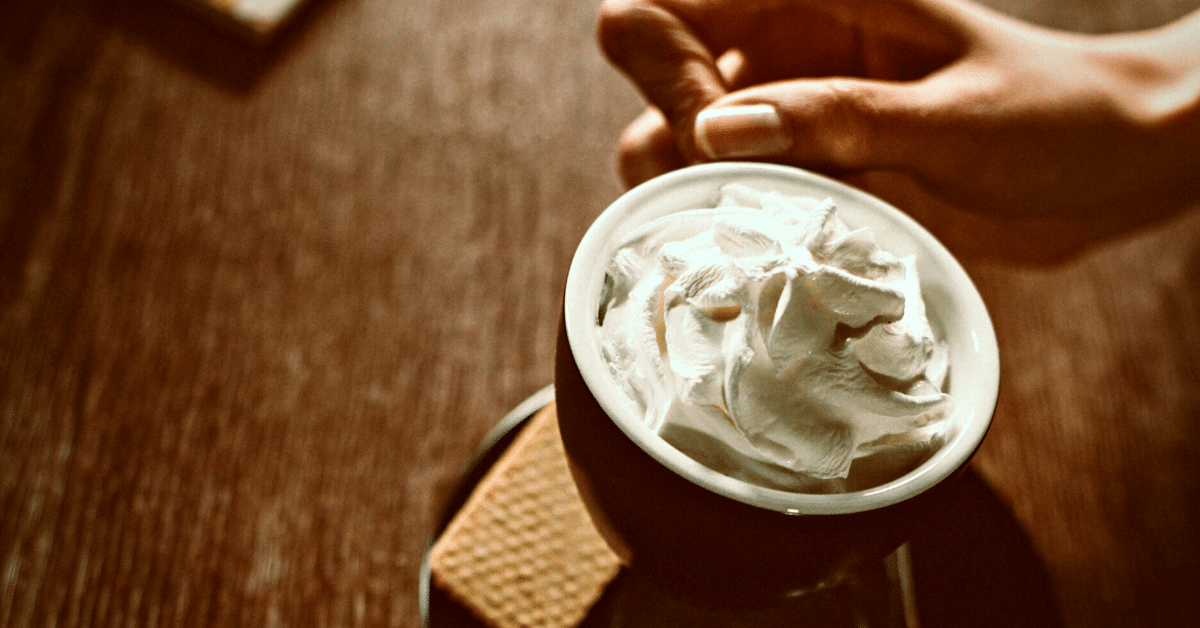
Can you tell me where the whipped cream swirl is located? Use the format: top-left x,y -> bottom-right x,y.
598,184 -> 953,493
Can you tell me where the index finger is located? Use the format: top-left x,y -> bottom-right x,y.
597,0 -> 762,159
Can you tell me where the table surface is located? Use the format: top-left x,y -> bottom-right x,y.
3,1 -> 1198,627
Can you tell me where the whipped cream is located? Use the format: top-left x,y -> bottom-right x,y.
598,184 -> 954,493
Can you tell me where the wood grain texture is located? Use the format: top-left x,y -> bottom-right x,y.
1,1 -> 1197,627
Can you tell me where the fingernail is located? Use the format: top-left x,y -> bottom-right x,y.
695,105 -> 791,160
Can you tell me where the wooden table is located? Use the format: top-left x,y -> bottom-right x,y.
2,0 -> 1197,626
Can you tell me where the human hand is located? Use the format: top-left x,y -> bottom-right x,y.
600,0 -> 1200,234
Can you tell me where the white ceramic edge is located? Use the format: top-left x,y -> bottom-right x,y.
565,162 -> 1000,515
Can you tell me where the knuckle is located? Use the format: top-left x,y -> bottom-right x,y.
597,1 -> 669,66
814,80 -> 880,168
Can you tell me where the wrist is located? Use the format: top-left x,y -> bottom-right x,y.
1094,27 -> 1199,126
1092,15 -> 1200,202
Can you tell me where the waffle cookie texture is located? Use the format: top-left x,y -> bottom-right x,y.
430,403 -> 621,628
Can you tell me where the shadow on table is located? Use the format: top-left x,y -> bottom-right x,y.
110,0 -> 335,92
908,467 -> 1063,628
424,417 -> 1062,628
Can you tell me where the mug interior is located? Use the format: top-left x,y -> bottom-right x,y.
565,162 -> 999,515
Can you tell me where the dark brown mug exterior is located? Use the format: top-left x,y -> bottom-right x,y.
555,315 -> 986,606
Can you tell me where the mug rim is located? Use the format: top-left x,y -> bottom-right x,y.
565,162 -> 999,515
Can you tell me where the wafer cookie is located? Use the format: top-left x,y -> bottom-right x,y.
430,403 -> 621,628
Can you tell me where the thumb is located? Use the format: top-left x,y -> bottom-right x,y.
693,78 -> 934,174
